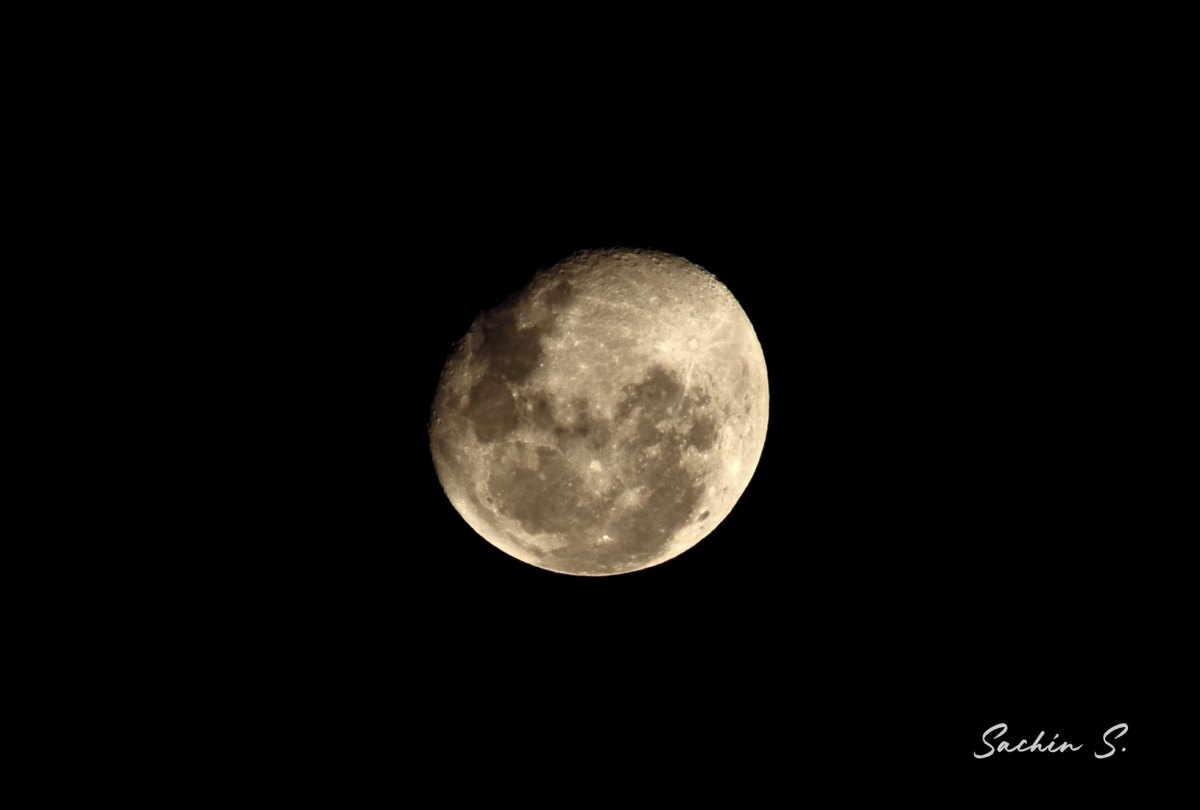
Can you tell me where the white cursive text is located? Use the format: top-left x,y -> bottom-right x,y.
974,723 -> 1129,759
974,723 -> 1083,758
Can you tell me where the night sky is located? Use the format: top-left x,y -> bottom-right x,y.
375,63 -> 1187,792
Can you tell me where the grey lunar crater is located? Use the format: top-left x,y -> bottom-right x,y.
430,248 -> 769,576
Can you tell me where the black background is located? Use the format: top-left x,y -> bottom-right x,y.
36,9 -> 1189,800
364,37 -> 1190,797
395,149 -> 1180,790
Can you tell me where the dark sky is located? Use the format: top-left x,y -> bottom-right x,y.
79,12 -> 1187,798
355,50 -> 1194,790
397,141 -> 1181,783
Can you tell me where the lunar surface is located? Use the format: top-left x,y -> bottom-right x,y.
430,248 -> 768,576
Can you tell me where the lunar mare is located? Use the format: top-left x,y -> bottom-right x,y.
430,248 -> 768,576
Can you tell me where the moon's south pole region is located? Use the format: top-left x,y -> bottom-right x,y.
430,249 -> 769,576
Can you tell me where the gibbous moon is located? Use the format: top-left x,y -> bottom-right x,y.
430,248 -> 768,576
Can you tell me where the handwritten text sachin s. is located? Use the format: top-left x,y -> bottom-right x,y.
974,723 -> 1129,759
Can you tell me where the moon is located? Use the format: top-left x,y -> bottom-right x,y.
430,248 -> 768,576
